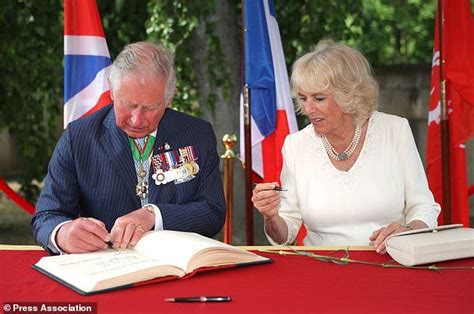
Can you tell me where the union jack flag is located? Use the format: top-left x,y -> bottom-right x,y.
64,0 -> 112,127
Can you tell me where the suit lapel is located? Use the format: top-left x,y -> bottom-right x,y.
99,109 -> 140,204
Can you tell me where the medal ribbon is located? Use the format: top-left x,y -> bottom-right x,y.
129,136 -> 156,162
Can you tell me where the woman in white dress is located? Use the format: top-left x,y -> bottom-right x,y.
252,40 -> 440,254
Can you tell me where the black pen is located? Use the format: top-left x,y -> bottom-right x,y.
252,183 -> 287,192
165,296 -> 232,303
266,186 -> 287,192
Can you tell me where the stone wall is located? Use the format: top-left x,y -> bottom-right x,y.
376,64 -> 474,227
0,132 -> 23,178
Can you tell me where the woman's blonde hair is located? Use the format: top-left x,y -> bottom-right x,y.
290,39 -> 378,125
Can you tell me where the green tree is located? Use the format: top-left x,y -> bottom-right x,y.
97,0 -> 149,58
276,0 -> 436,67
356,0 -> 436,65
0,0 -> 63,200
146,0 -> 234,116
0,0 -> 437,201
276,0 -> 365,65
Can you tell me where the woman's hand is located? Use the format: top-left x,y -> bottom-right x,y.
252,182 -> 289,243
369,220 -> 428,254
251,182 -> 282,220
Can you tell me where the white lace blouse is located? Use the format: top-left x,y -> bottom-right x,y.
266,111 -> 441,246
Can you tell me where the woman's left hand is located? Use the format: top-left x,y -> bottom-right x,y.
369,222 -> 412,254
370,220 -> 428,254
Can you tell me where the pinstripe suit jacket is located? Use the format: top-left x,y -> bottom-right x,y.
32,105 -> 226,249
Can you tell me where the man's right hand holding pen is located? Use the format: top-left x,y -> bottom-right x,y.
252,183 -> 289,244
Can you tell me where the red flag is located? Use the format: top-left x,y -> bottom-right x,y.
426,0 -> 474,226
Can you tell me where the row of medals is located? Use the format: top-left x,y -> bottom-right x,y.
136,156 -> 200,199
152,161 -> 200,185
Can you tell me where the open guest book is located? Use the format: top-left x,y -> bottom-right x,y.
33,230 -> 271,295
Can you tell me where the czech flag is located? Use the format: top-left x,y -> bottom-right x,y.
240,0 -> 298,184
64,0 -> 112,127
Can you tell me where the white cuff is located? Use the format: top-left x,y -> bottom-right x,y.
144,204 -> 163,230
48,220 -> 73,255
49,205 -> 164,253
264,219 -> 297,246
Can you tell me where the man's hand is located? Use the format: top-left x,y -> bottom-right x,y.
56,217 -> 110,254
110,207 -> 155,249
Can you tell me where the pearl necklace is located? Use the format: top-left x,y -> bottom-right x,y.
320,125 -> 362,161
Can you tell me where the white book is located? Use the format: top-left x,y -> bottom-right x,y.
386,224 -> 474,266
33,230 -> 271,295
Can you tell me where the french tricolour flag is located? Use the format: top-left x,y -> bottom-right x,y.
240,0 -> 298,183
64,0 -> 112,128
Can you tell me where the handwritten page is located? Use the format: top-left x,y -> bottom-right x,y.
35,249 -> 181,292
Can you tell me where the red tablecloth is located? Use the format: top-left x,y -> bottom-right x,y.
1,249 -> 473,313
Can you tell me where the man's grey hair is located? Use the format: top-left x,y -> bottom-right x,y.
109,41 -> 176,102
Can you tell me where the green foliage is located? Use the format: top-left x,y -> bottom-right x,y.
0,0 -> 63,200
145,0 -> 232,116
146,1 -> 201,115
356,0 -> 436,65
275,0 -> 436,127
97,0 -> 149,58
276,0 -> 366,65
276,0 -> 436,67
0,0 -> 437,201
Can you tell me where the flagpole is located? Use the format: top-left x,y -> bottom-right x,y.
242,0 -> 254,245
438,0 -> 451,223
243,86 -> 254,245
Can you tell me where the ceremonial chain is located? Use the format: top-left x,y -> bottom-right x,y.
320,125 -> 362,161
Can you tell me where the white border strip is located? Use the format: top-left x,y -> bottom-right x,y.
264,0 -> 298,133
64,35 -> 110,57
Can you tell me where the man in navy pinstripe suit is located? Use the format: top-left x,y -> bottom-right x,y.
32,42 -> 226,254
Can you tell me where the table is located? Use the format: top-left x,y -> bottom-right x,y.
1,245 -> 473,313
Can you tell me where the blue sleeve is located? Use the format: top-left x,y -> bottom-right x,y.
157,123 -> 226,238
32,128 -> 81,249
